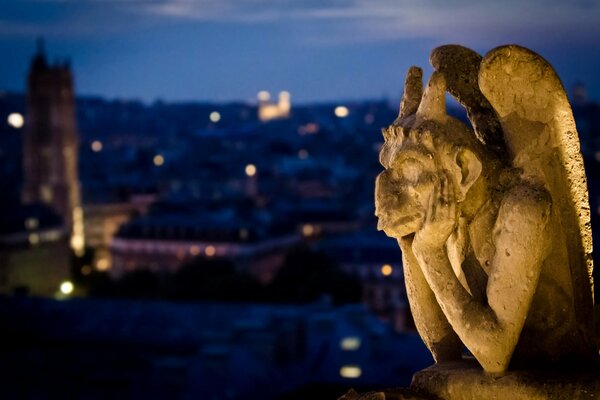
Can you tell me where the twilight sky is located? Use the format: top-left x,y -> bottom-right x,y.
1,0 -> 599,103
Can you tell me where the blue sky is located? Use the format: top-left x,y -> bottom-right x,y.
1,0 -> 599,103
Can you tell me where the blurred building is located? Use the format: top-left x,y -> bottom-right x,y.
0,296 -> 433,399
258,91 -> 291,122
319,230 -> 409,332
0,204 -> 70,297
110,203 -> 299,283
21,40 -> 84,256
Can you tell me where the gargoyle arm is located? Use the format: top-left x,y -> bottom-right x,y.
413,184 -> 551,374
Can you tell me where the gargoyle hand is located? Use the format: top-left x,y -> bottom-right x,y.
412,171 -> 458,255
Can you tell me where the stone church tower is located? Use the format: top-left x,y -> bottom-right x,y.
22,40 -> 84,255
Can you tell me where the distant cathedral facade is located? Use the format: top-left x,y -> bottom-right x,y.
22,40 -> 84,255
258,91 -> 291,122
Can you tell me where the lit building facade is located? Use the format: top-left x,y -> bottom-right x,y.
258,91 -> 291,122
110,212 -> 300,283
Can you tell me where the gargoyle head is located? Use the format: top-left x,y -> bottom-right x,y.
375,67 -> 495,239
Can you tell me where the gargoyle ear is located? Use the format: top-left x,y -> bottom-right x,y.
416,72 -> 447,122
454,147 -> 482,201
398,66 -> 423,120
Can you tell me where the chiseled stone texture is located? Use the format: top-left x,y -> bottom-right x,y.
411,360 -> 600,400
374,44 -> 598,375
338,388 -> 427,400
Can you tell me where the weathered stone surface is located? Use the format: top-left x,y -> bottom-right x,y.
411,360 -> 600,400
338,387 -> 428,400
374,44 -> 598,375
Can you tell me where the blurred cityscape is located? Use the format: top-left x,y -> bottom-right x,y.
0,42 -> 599,399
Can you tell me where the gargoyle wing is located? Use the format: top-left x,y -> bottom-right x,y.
478,45 -> 594,333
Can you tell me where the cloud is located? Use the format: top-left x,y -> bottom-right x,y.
1,0 -> 599,46
138,0 -> 600,46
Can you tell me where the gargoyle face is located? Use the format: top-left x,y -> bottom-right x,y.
375,136 -> 437,239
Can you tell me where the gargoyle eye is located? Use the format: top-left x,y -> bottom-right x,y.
393,158 -> 423,184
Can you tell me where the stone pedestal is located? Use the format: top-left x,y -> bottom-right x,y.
410,360 -> 600,400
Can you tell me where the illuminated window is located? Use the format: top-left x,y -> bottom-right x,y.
340,337 -> 361,351
339,365 -> 362,378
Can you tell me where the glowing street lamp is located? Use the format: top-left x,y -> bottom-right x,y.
209,111 -> 221,123
245,164 -> 257,177
153,154 -> 165,166
334,106 -> 349,118
381,264 -> 393,276
7,113 -> 24,128
60,281 -> 74,295
91,140 -> 103,152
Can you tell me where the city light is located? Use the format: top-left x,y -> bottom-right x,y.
298,149 -> 309,160
245,164 -> 257,177
7,112 -> 24,128
381,264 -> 393,276
70,206 -> 85,256
279,91 -> 291,113
91,140 -> 103,152
28,233 -> 40,245
190,245 -> 201,256
339,365 -> 362,379
205,245 -> 216,257
302,224 -> 315,237
334,106 -> 349,118
81,265 -> 92,276
257,91 -> 270,102
60,281 -> 74,295
209,111 -> 221,123
24,217 -> 39,230
96,258 -> 110,271
153,154 -> 165,166
340,337 -> 361,351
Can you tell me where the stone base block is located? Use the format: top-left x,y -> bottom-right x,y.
410,360 -> 600,400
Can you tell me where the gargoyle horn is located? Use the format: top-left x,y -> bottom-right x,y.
416,71 -> 447,122
398,66 -> 423,120
430,45 -> 506,157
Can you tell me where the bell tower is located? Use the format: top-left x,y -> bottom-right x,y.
22,39 -> 84,255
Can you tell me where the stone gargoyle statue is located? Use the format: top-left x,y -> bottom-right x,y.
375,44 -> 597,375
